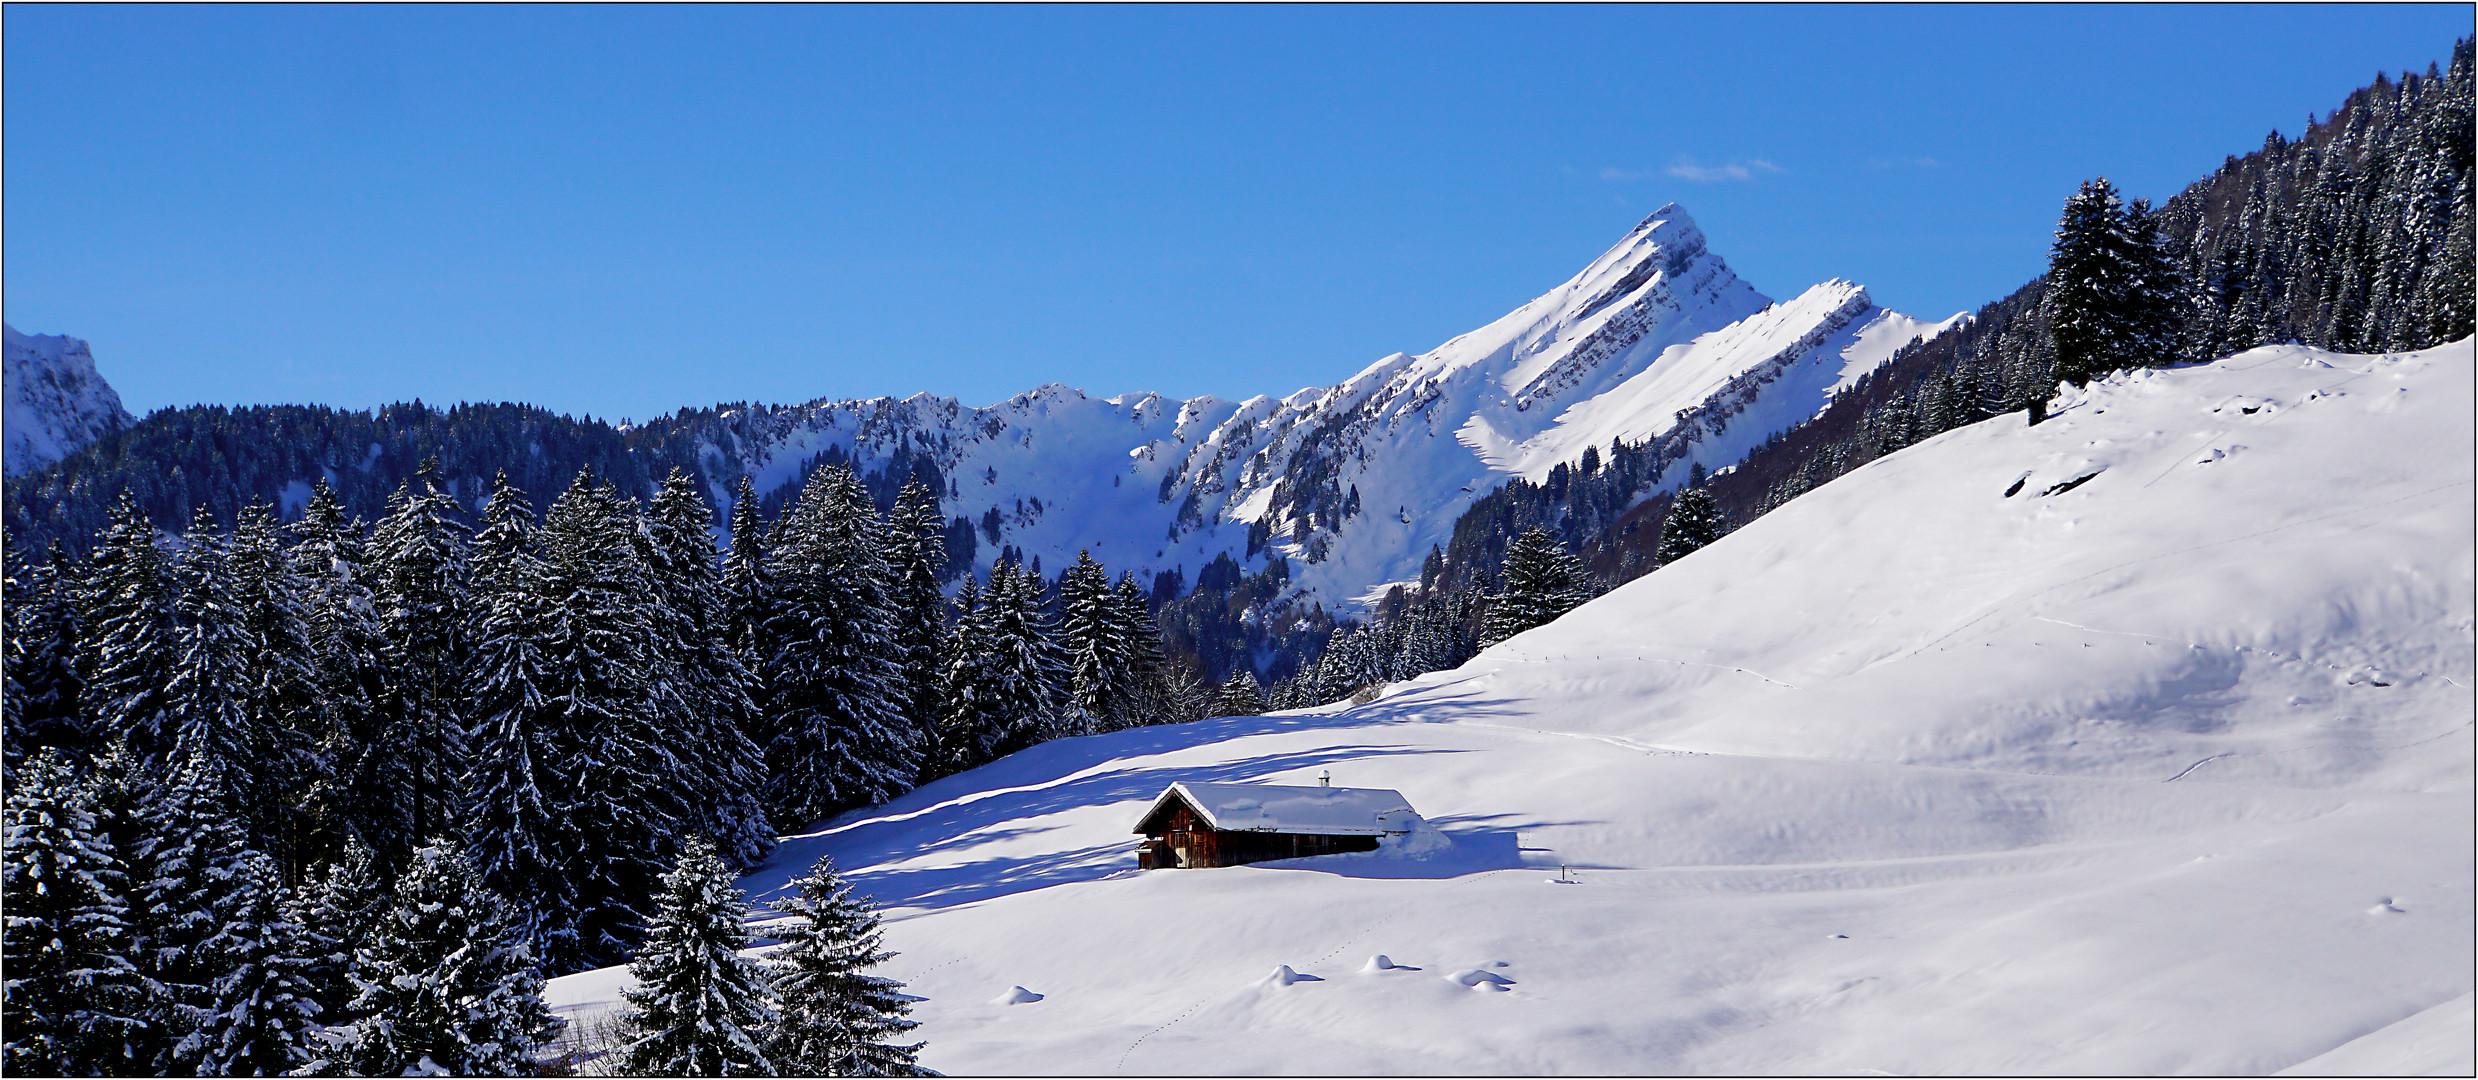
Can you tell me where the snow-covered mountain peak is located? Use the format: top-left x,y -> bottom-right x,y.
5,324 -> 133,477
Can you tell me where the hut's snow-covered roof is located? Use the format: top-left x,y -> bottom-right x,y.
1136,781 -> 1423,837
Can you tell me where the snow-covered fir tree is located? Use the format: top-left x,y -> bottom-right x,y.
174,849 -> 325,1076
762,465 -> 919,826
288,836 -> 388,1026
80,490 -> 177,761
461,473 -> 584,969
1059,550 -> 1127,728
888,480 -> 952,757
1208,668 -> 1266,718
128,753 -> 260,1073
313,841 -> 560,1076
2,749 -> 149,1077
2043,177 -> 2182,390
226,498 -> 324,871
641,468 -> 775,871
285,481 -> 393,873
528,470 -> 694,972
1482,526 -> 1593,648
363,468 -> 474,873
1108,573 -> 1166,728
165,506 -> 305,865
2,541 -> 88,765
617,837 -> 777,1076
723,474 -> 776,702
762,854 -> 928,1078
942,559 -> 1070,767
1654,488 -> 1725,568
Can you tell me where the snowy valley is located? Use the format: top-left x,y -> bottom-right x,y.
549,338 -> 2477,1074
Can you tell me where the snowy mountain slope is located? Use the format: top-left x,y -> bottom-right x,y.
546,339 -> 2475,1074
4,324 -> 132,477
712,206 -> 1954,608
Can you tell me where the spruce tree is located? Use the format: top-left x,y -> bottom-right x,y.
1481,526 -> 1592,647
2,750 -> 150,1077
1654,488 -> 1725,567
1208,668 -> 1266,718
288,837 -> 388,1026
286,481 -> 392,872
363,470 -> 473,873
127,753 -> 260,1073
762,854 -> 927,1078
317,841 -> 561,1076
617,837 -> 777,1077
762,465 -> 918,827
462,473 -> 583,968
642,468 -> 775,871
1059,550 -> 1126,729
80,491 -> 177,761
4,542 -> 89,765
529,470 -> 692,972
165,507 -> 297,861
174,850 -> 325,1076
887,480 -> 952,756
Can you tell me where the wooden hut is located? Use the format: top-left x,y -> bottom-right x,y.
1132,780 -> 1426,869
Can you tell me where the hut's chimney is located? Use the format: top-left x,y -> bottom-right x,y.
1319,770 -> 1331,788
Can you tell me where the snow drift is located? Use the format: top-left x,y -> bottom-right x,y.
551,338 -> 2474,1074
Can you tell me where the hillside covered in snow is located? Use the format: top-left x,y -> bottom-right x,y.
551,338 -> 2475,1074
3,324 -> 131,478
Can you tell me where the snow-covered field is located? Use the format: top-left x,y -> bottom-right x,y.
550,340 -> 2474,1074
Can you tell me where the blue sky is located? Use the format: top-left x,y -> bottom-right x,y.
5,5 -> 2467,420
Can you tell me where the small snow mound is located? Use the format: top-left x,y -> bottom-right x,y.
1267,965 -> 1324,986
1362,954 -> 1419,972
994,985 -> 1045,1005
2368,899 -> 2408,916
1449,968 -> 1517,990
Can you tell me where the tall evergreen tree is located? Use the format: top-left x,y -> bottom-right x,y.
1481,526 -> 1592,647
762,465 -> 918,827
363,470 -> 474,873
165,507 -> 300,862
529,470 -> 692,972
641,469 -> 775,871
2,750 -> 149,1077
3,541 -> 89,764
617,837 -> 777,1077
80,491 -> 177,761
287,481 -> 392,872
461,473 -> 584,969
127,753 -> 260,1073
1653,488 -> 1725,568
887,480 -> 952,757
287,837 -> 388,1027
762,855 -> 927,1078
315,841 -> 561,1077
174,850 -> 325,1076
1207,668 -> 1266,718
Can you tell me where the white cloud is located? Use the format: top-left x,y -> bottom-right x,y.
1663,157 -> 1785,183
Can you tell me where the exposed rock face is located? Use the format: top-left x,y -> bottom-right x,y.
5,324 -> 133,477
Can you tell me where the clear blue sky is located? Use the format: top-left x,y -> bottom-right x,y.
6,5 -> 2467,420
